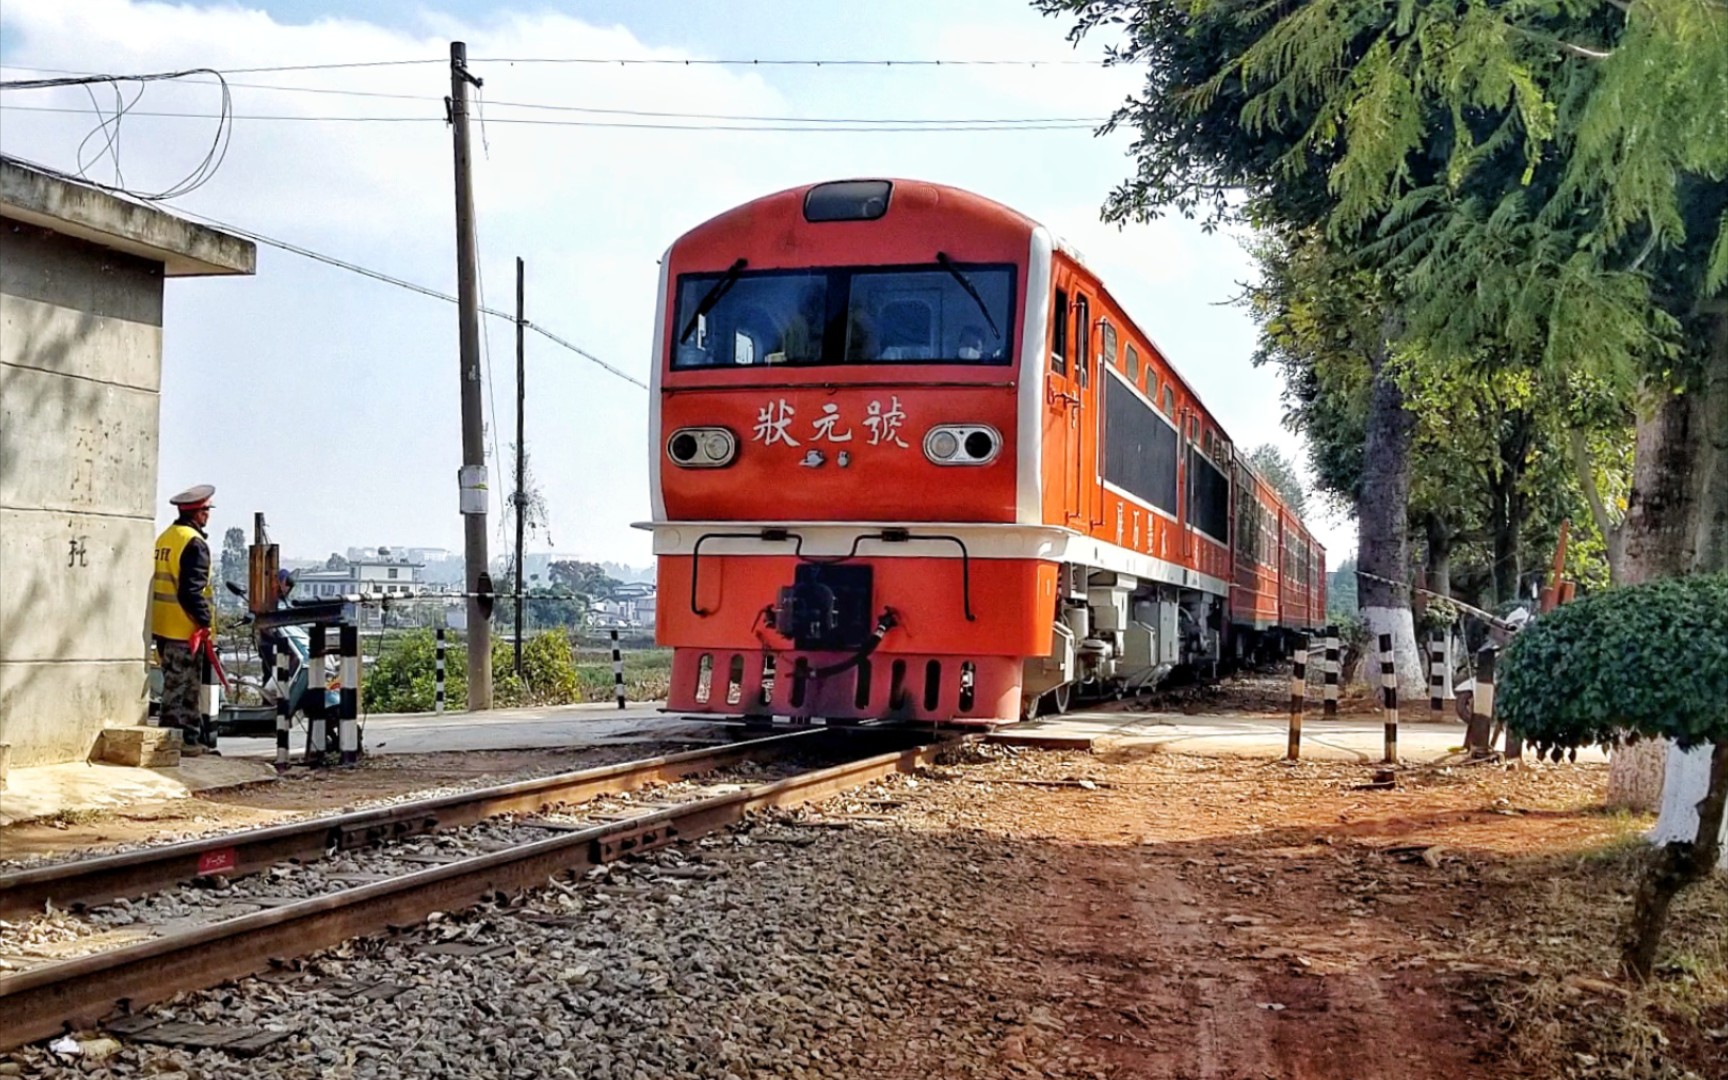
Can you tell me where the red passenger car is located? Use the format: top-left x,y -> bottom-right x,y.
645,179 -> 1323,724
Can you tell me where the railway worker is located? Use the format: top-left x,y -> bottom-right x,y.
150,484 -> 219,757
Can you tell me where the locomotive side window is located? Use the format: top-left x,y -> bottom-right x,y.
672,263 -> 1014,369
1187,447 -> 1229,543
1162,385 -> 1176,416
1075,295 -> 1091,388
1052,289 -> 1069,374
1126,343 -> 1139,383
1101,321 -> 1118,374
1101,369 -> 1179,514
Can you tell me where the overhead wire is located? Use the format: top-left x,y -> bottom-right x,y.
0,68 -> 234,199
0,102 -> 1100,131
4,65 -> 1108,124
57,186 -> 650,389
6,55 -> 1105,75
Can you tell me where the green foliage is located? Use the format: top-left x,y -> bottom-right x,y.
1327,556 -> 1360,618
1499,575 -> 1728,754
1244,442 -> 1310,517
363,629 -> 453,714
363,628 -> 586,713
490,631 -> 582,707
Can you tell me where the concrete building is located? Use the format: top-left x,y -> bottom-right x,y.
0,158 -> 255,768
292,553 -> 426,629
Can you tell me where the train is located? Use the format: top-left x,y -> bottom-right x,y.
644,178 -> 1324,725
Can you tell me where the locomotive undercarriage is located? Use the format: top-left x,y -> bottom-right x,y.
1019,562 -> 1224,719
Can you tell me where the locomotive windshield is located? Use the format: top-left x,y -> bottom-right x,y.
672,262 -> 1015,369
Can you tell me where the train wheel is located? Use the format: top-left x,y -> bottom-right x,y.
1041,683 -> 1072,716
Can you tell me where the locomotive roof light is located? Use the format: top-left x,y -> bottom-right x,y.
803,179 -> 893,222
668,426 -> 737,468
923,424 -> 1000,466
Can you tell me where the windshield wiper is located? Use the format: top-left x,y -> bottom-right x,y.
935,251 -> 1003,343
679,257 -> 749,344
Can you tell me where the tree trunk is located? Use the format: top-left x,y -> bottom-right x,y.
1608,385 -> 1708,810
1648,314 -> 1728,833
1624,740 -> 1728,979
1424,513 -> 1453,598
1357,319 -> 1426,698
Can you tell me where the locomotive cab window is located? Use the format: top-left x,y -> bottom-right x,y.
672,262 -> 1014,369
1075,295 -> 1091,388
1052,289 -> 1069,374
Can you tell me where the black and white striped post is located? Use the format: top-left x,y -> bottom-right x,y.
1322,625 -> 1340,718
1469,645 -> 1498,758
1379,632 -> 1399,764
339,624 -> 360,767
434,628 -> 447,715
1287,635 -> 1308,761
273,647 -> 291,773
1429,629 -> 1447,723
198,647 -> 221,751
610,629 -> 627,710
306,624 -> 328,766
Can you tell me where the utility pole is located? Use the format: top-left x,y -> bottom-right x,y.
514,256 -> 526,679
449,40 -> 492,710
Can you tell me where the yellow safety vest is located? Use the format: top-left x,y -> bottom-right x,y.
151,523 -> 210,641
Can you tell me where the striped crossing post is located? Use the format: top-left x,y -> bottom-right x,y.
339,624 -> 360,766
434,628 -> 446,715
1469,645 -> 1498,758
1287,635 -> 1308,761
1379,632 -> 1399,764
273,647 -> 291,773
610,629 -> 627,710
1322,625 -> 1339,718
198,646 -> 221,752
1429,629 -> 1446,723
306,623 -> 327,766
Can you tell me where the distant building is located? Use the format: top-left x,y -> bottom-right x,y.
592,582 -> 657,629
0,157 -> 255,767
293,552 -> 425,629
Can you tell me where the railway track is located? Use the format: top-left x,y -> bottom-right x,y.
0,731 -> 947,1050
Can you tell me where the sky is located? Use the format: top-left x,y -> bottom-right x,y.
0,0 -> 1355,569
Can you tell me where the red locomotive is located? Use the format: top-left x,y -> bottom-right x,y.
645,179 -> 1323,724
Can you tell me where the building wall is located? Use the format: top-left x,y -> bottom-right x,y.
0,219 -> 164,766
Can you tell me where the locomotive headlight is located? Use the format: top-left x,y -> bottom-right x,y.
668,427 -> 737,468
923,425 -> 1001,466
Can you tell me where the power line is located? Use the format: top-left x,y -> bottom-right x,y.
0,102 -> 1099,132
3,53 -> 1106,78
138,196 -> 650,389
6,71 -> 1106,123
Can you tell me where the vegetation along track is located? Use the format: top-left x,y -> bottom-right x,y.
0,730 -> 945,1049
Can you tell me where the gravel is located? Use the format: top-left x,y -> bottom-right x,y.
0,760 -> 818,973
7,765 -> 1040,1080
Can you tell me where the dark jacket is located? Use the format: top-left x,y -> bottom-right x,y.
176,519 -> 213,629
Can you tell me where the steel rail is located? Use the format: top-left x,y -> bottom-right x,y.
0,739 -> 943,1050
0,730 -> 825,921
